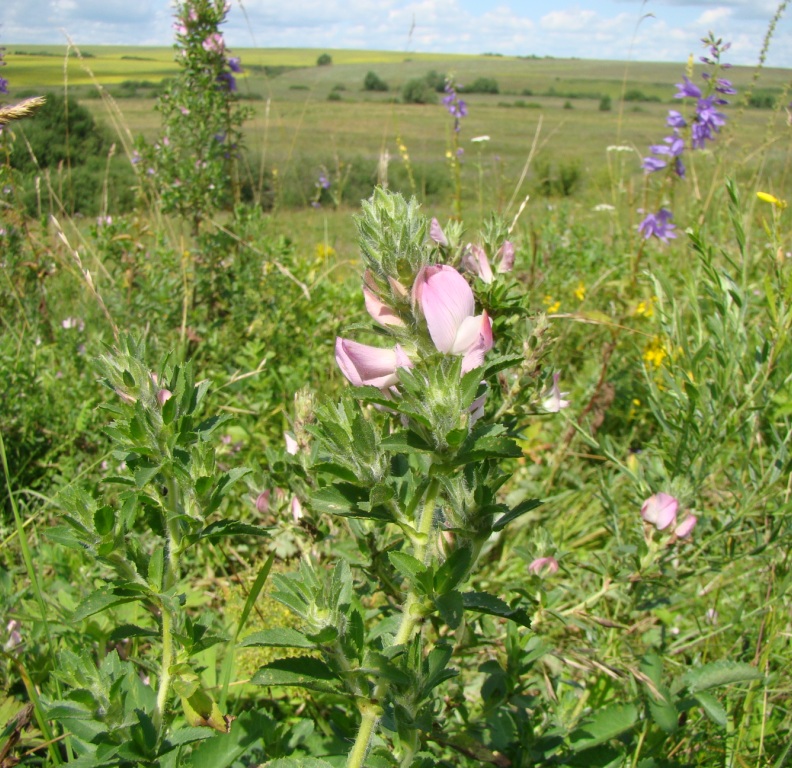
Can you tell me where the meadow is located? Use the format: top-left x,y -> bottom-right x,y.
1,14 -> 792,768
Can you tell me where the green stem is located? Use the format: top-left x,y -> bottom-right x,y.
346,479 -> 440,768
154,604 -> 175,734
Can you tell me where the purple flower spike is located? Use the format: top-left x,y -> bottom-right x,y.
666,110 -> 687,129
638,208 -> 677,242
675,76 -> 702,99
227,56 -> 242,73
642,156 -> 667,173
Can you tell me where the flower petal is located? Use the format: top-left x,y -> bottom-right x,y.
641,492 -> 679,530
335,338 -> 408,388
363,286 -> 405,327
415,265 -> 475,353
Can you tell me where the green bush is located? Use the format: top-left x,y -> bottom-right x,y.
316,52 -> 332,66
327,91 -> 342,101
363,71 -> 389,92
401,78 -> 438,105
463,77 -> 499,94
599,94 -> 612,111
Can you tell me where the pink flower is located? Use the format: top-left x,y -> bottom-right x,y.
290,497 -> 303,523
641,492 -> 679,531
674,514 -> 697,538
335,338 -> 412,388
363,285 -> 405,328
157,389 -> 172,406
284,432 -> 299,455
528,556 -> 559,577
542,373 -> 570,413
461,244 -> 493,284
413,265 -> 493,373
496,241 -> 515,273
429,217 -> 448,246
202,33 -> 225,54
255,490 -> 270,514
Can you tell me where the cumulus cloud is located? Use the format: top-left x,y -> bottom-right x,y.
0,0 -> 790,66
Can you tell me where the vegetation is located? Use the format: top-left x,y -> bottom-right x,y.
1,22 -> 792,768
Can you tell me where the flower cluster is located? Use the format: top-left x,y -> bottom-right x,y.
639,34 -> 734,242
335,262 -> 493,391
0,45 -> 8,96
442,77 -> 467,133
641,492 -> 697,539
641,35 -> 734,180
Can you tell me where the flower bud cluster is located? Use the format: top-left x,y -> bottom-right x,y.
641,492 -> 698,540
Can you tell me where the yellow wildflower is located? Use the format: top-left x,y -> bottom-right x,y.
634,298 -> 655,317
757,191 -> 787,209
643,336 -> 667,369
315,243 -> 336,260
574,282 -> 586,302
543,295 -> 561,313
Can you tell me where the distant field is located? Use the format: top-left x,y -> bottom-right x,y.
5,44 -> 791,217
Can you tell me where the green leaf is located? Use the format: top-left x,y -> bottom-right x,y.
108,624 -> 158,641
568,703 -> 639,752
186,711 -> 277,768
240,628 -> 315,649
250,658 -> 340,693
148,548 -> 164,591
72,584 -> 151,622
261,759 -> 336,768
380,431 -> 433,454
461,591 -> 531,628
93,506 -> 115,536
434,548 -> 472,594
162,727 -> 216,750
435,590 -> 464,629
492,498 -> 542,532
693,691 -> 727,727
388,551 -> 428,582
196,520 -> 270,541
122,370 -> 136,387
640,652 -> 678,733
134,464 -> 161,488
682,661 -> 763,693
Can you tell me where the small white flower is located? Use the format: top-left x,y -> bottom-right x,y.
471,135 -> 491,143
593,203 -> 616,212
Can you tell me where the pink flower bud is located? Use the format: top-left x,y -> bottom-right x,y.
461,244 -> 493,284
429,217 -> 448,246
674,514 -> 697,538
335,338 -> 413,388
157,389 -> 172,406
528,556 -> 559,577
641,492 -> 679,531
363,286 -> 405,327
290,497 -> 303,523
496,241 -> 515,273
255,490 -> 270,514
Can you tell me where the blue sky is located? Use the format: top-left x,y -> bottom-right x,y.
2,0 -> 790,67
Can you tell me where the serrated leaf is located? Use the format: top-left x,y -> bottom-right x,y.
388,551 -> 427,582
240,628 -> 314,649
435,590 -> 464,629
693,691 -> 727,727
434,547 -> 472,594
462,591 -> 531,628
492,498 -> 542,532
108,624 -> 158,641
250,658 -> 340,693
568,703 -> 639,752
196,520 -> 270,541
682,661 -> 763,693
380,431 -> 433,454
72,584 -> 150,622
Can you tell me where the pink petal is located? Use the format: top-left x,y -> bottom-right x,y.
415,265 -> 475,353
284,432 -> 299,455
363,286 -> 405,327
497,241 -> 515,273
528,556 -> 559,577
335,338 -> 409,388
458,312 -> 494,373
429,217 -> 448,246
462,244 -> 493,283
641,492 -> 679,530
674,515 -> 697,538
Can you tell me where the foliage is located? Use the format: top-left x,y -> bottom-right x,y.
462,77 -> 499,94
401,78 -> 439,105
363,70 -> 389,92
316,53 -> 332,67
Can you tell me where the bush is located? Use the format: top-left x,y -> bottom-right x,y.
316,53 -> 332,66
402,78 -> 438,105
599,94 -> 612,111
463,77 -> 499,94
327,91 -> 342,101
424,70 -> 446,93
363,71 -> 389,92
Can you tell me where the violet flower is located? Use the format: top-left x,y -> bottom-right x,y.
413,264 -> 493,374
638,208 -> 677,242
674,76 -> 701,99
227,56 -> 242,73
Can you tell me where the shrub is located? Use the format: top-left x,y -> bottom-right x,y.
424,69 -> 446,92
463,77 -> 499,94
599,94 -> 612,111
327,91 -> 342,101
363,71 -> 389,92
316,52 -> 332,66
401,78 -> 438,105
